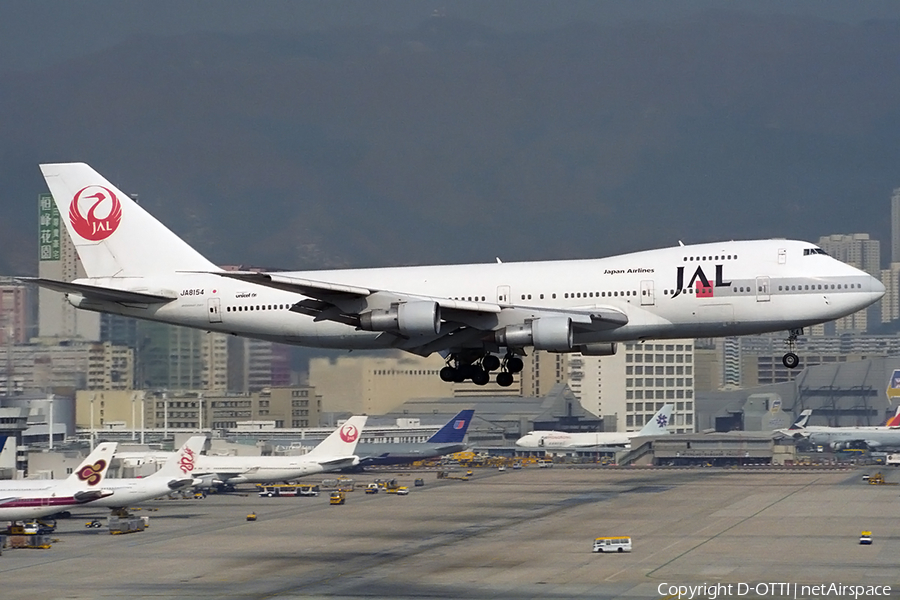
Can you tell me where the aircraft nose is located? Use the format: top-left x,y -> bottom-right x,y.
870,274 -> 886,298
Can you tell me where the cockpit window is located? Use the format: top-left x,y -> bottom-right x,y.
803,248 -> 828,256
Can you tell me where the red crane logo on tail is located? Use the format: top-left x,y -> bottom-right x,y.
339,424 -> 359,443
69,186 -> 122,241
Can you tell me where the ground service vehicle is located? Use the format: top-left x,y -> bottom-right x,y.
414,478 -> 425,486
330,491 -> 346,505
592,536 -> 632,553
395,486 -> 409,495
299,484 -> 320,496
365,483 -> 379,494
258,484 -> 301,497
860,531 -> 872,545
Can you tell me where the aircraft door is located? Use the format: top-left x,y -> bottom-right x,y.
497,285 -> 510,304
208,298 -> 222,323
778,248 -> 787,264
640,280 -> 655,306
756,276 -> 770,302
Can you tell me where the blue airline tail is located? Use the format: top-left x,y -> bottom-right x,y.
427,410 -> 475,444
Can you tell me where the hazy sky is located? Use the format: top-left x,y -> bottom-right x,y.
5,1 -> 900,72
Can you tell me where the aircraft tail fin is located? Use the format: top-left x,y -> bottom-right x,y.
153,435 -> 207,479
304,416 -> 367,461
427,410 -> 475,444
637,404 -> 673,436
39,163 -> 219,278
64,442 -> 117,489
886,406 -> 900,427
789,409 -> 813,430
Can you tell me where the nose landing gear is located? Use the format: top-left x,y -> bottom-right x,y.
782,328 -> 802,369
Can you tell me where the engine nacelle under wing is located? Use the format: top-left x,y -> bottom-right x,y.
359,301 -> 441,336
496,316 -> 573,352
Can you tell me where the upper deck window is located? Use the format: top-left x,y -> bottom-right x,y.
803,248 -> 828,256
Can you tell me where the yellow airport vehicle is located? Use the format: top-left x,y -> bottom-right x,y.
246,512 -> 257,521
330,490 -> 346,505
860,530 -> 872,544
867,472 -> 898,485
365,483 -> 380,494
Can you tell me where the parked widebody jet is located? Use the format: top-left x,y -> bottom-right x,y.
86,436 -> 206,510
353,409 -> 475,468
779,407 -> 900,450
516,404 -> 673,449
32,163 -> 884,388
0,443 -> 116,522
194,416 -> 367,486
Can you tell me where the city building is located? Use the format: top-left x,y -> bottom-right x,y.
309,352 -> 452,414
566,340 -> 696,433
76,386 -> 320,431
0,277 -> 35,345
37,193 -> 100,341
0,340 -> 133,394
136,321 -> 227,391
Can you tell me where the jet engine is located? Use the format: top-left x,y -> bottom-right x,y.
575,343 -> 617,356
495,317 -> 573,352
359,301 -> 441,336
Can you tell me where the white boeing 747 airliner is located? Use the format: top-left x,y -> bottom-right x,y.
31,163 -> 884,387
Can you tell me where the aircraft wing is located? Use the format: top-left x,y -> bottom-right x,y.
20,277 -> 176,304
211,271 -> 628,353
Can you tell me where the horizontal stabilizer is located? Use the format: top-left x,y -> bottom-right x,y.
20,277 -> 176,304
167,477 -> 198,491
316,456 -> 359,470
73,489 -> 114,503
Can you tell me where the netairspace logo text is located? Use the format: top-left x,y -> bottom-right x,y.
658,582 -> 892,600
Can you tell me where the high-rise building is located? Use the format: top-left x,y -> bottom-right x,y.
891,188 -> 900,263
37,193 -> 100,341
135,321 -> 227,391
566,340 -> 695,432
0,277 -> 34,345
227,337 -> 290,393
309,353 -> 452,415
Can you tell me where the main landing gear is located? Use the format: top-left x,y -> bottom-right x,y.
439,352 -> 524,387
782,328 -> 802,369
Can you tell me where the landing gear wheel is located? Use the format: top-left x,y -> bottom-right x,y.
782,352 -> 799,369
496,372 -> 514,387
482,354 -> 501,372
505,356 -> 524,374
471,368 -> 490,386
440,366 -> 457,382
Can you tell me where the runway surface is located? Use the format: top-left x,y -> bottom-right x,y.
1,467 -> 897,599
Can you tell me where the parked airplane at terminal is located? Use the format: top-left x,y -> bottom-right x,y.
779,407 -> 900,450
0,443 -> 116,522
32,163 -> 884,388
354,409 -> 475,467
516,404 -> 674,449
86,436 -> 206,510
194,416 -> 367,486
